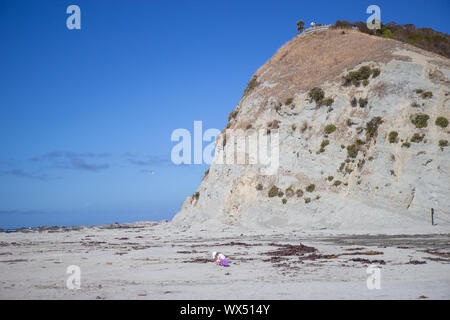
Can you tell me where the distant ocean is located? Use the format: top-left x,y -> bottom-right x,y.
0,210 -> 173,230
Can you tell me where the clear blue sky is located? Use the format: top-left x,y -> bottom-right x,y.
0,0 -> 449,228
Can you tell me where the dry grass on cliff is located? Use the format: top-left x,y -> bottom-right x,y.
252,29 -> 402,103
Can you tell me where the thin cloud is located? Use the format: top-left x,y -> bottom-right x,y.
0,209 -> 47,215
0,169 -> 50,180
29,151 -> 110,172
70,158 -> 109,171
124,153 -> 171,167
30,151 -> 110,161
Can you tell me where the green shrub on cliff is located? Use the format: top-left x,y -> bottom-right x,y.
388,131 -> 399,143
243,75 -> 259,97
435,117 -> 448,128
412,114 -> 430,128
268,185 -> 279,197
324,124 -> 337,134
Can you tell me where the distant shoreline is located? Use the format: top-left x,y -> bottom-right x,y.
0,220 -> 163,234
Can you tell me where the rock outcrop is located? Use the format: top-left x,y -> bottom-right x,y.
173,29 -> 450,232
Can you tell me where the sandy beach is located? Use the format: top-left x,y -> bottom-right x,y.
0,222 -> 449,299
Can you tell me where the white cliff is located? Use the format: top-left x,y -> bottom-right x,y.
173,29 -> 450,233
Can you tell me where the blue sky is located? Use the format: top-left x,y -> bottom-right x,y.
0,0 -> 449,228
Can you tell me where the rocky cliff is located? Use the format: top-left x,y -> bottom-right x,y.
173,28 -> 450,233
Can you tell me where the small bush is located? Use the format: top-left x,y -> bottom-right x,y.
327,176 -> 334,181
347,144 -> 358,158
388,131 -> 399,143
420,91 -> 433,99
285,97 -> 293,105
359,66 -> 372,79
401,142 -> 411,148
439,140 -> 448,148
285,187 -> 295,197
333,20 -> 353,29
343,66 -> 379,86
372,68 -> 380,78
415,89 -> 423,94
333,180 -> 342,186
366,116 -> 383,139
357,158 -> 366,169
282,198 -> 287,204
346,119 -> 353,127
192,192 -> 200,200
256,183 -> 263,191
308,87 -> 325,104
412,114 -> 430,128
321,97 -> 334,106
268,185 -> 279,197
267,120 -> 280,130
435,117 -> 449,128
362,79 -> 369,87
382,29 -> 393,38
278,191 -> 284,198
358,97 -> 368,108
350,97 -> 357,107
410,133 -> 425,143
246,124 -> 253,130
324,124 -> 337,134
296,189 -> 304,198
319,140 -> 330,153
304,197 -> 311,204
228,110 -> 238,122
306,184 -> 315,192
243,75 -> 259,96
344,74 -> 359,86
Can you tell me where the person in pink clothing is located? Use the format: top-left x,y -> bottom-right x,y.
212,251 -> 230,267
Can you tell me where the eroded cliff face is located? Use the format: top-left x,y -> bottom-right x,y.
173,29 -> 450,232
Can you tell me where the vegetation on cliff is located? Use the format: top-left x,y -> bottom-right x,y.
332,20 -> 450,58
